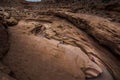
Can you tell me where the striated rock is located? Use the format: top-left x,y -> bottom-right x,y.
3,14 -> 117,80
52,11 -> 120,57
50,11 -> 120,80
0,1 -> 119,80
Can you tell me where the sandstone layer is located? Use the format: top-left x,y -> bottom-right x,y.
0,1 -> 120,80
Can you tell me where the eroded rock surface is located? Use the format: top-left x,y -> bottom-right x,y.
52,11 -> 120,57
0,1 -> 119,80
2,13 -> 118,80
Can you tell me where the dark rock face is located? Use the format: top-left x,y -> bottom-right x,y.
0,71 -> 16,80
0,20 -> 9,58
0,10 -> 17,80
0,9 -> 18,58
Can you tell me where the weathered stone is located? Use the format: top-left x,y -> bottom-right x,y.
0,1 -> 119,80
3,16 -> 116,80
6,17 -> 18,26
51,11 -> 120,80
53,11 -> 120,57
0,23 -> 9,58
